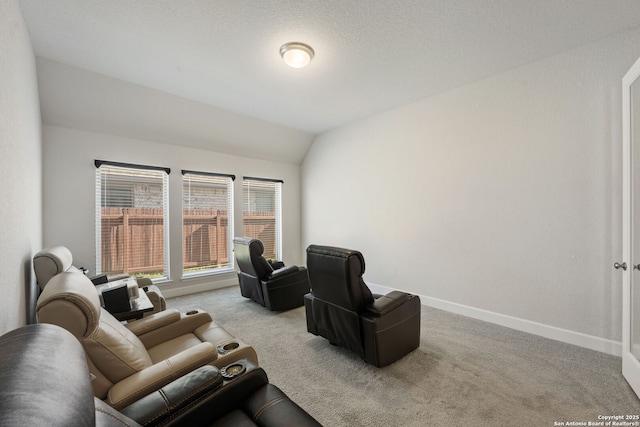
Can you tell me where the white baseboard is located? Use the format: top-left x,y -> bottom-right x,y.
367,283 -> 622,357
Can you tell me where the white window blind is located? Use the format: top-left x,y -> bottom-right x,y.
95,161 -> 169,280
182,171 -> 234,276
242,177 -> 282,260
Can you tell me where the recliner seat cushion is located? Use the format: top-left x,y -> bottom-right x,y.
147,333 -> 204,363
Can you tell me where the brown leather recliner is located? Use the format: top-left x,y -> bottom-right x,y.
33,245 -> 166,315
0,323 -> 321,427
304,245 -> 421,367
233,237 -> 310,311
36,271 -> 258,410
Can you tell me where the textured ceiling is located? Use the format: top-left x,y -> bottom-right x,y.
18,0 -> 640,137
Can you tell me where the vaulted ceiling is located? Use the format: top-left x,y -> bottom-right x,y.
18,0 -> 640,163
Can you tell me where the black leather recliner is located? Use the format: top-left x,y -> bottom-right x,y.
304,245 -> 421,367
233,237 -> 310,311
0,323 -> 321,427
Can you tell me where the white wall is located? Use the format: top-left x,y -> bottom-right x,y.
43,125 -> 302,297
0,0 -> 43,333
302,28 -> 640,354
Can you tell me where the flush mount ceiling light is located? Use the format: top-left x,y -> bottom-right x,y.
280,42 -> 314,68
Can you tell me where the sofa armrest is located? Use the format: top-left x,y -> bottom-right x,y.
366,291 -> 415,316
120,365 -> 223,425
106,342 -> 217,409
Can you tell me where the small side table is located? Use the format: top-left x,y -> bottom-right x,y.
111,288 -> 154,321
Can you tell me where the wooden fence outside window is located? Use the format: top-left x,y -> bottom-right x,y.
100,208 -> 275,276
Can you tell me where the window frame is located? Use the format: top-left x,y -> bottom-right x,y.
181,170 -> 235,278
242,177 -> 283,261
95,160 -> 171,281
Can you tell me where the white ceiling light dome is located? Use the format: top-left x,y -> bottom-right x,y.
280,42 -> 314,68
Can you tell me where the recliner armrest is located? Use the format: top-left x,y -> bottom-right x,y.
159,361 -> 269,426
106,342 -> 218,409
241,383 -> 322,427
366,291 -> 415,316
120,365 -> 223,425
132,360 -> 321,427
268,259 -> 285,270
135,277 -> 153,287
125,309 -> 182,336
269,265 -> 303,279
94,398 -> 141,427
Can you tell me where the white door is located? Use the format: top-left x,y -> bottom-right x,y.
620,56 -> 640,398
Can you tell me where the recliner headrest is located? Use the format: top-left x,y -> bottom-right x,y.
306,245 -> 365,276
249,238 -> 264,255
33,246 -> 74,290
36,271 -> 102,340
233,237 -> 274,279
305,245 -> 372,311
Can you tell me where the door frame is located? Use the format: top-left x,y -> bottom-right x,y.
622,55 -> 640,397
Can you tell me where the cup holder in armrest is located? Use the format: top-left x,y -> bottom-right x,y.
186,310 -> 199,315
220,361 -> 246,380
217,341 -> 240,355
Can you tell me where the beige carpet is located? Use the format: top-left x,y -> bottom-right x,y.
168,286 -> 640,427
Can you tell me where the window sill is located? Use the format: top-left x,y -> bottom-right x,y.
181,267 -> 236,281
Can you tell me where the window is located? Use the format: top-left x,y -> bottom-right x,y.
182,171 -> 234,276
242,177 -> 282,260
95,161 -> 170,280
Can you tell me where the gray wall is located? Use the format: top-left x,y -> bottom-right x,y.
0,0 -> 43,334
302,28 -> 640,355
